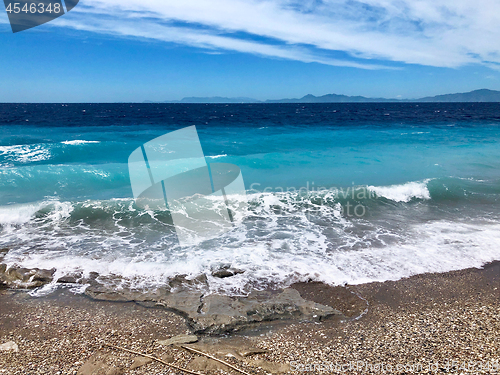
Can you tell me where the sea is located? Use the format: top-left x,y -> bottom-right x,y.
1,102 -> 500,296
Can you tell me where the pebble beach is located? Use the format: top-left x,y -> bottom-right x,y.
0,262 -> 498,375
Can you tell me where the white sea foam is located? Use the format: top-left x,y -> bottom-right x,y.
4,219 -> 500,295
0,202 -> 45,226
2,194 -> 500,296
61,140 -> 100,145
367,180 -> 431,202
207,154 -> 227,159
0,200 -> 73,227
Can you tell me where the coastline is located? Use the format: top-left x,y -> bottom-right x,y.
0,262 -> 499,374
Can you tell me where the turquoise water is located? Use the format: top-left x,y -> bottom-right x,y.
1,103 -> 500,294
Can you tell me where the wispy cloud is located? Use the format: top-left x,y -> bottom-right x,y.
47,0 -> 500,69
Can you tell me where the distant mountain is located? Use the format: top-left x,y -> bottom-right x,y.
266,93 -> 395,103
414,89 -> 500,102
144,89 -> 500,104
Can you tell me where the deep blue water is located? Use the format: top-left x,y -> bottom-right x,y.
1,103 -> 500,294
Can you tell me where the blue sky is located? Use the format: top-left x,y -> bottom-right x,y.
0,0 -> 499,102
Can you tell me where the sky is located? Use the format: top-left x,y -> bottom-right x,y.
0,0 -> 499,102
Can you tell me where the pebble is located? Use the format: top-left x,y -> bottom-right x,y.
0,341 -> 18,353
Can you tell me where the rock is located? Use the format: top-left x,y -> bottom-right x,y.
212,269 -> 245,278
32,268 -> 55,282
0,341 -> 19,353
157,290 -> 205,316
161,354 -> 175,363
0,266 -> 56,289
6,267 -> 34,283
77,353 -> 124,375
82,272 -> 342,335
86,281 -> 343,335
30,268 -> 56,287
0,248 -> 8,262
189,356 -> 230,371
239,348 -> 270,357
190,288 -> 343,334
247,359 -> 290,373
129,356 -> 153,370
158,334 -> 198,346
86,279 -> 171,302
211,265 -> 245,278
57,272 -> 83,284
0,264 -> 7,289
168,273 -> 208,291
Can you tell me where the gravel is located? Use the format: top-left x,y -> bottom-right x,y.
0,262 -> 498,374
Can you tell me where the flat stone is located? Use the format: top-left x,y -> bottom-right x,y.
161,354 -> 174,363
189,356 -> 230,371
77,353 -> 124,375
158,334 -> 198,346
247,359 -> 290,373
0,341 -> 19,353
129,356 -> 153,370
190,288 -> 342,334
81,273 -> 343,335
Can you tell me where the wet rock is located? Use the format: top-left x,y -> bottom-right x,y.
212,266 -> 245,278
85,273 -> 208,303
0,248 -> 8,262
157,290 -> 204,316
31,268 -> 56,287
57,272 -> 83,284
85,279 -> 171,302
0,264 -> 7,289
83,274 -> 342,334
129,356 -> 153,370
6,267 -> 34,283
189,288 -> 342,334
168,273 -> 209,291
0,266 -> 55,289
212,268 -> 245,279
0,341 -> 19,353
158,334 -> 198,346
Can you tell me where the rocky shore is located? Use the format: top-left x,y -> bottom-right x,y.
0,263 -> 346,334
0,262 -> 499,374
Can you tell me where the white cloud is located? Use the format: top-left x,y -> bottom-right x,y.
50,0 -> 500,69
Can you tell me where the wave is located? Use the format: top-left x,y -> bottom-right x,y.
61,140 -> 101,145
0,144 -> 52,165
1,181 -> 500,296
0,141 -> 120,168
207,154 -> 228,159
367,180 -> 432,202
